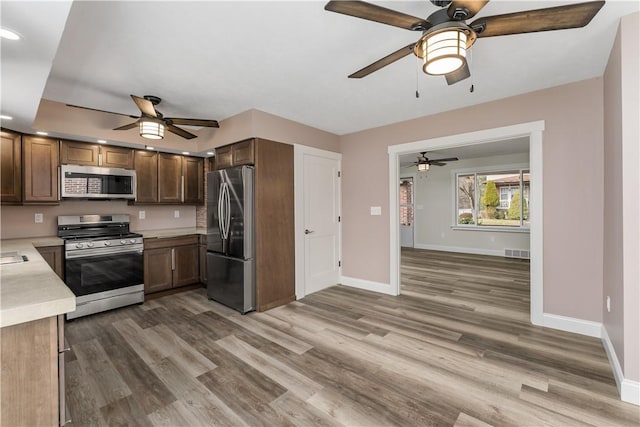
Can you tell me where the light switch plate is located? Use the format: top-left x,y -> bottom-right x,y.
138,210 -> 145,220
34,213 -> 43,223
370,206 -> 382,216
174,210 -> 180,218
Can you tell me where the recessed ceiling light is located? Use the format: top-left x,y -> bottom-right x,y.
206,151 -> 214,156
36,131 -> 48,136
97,139 -> 107,143
182,151 -> 190,155
145,145 -> 154,150
0,28 -> 21,41
0,114 -> 13,120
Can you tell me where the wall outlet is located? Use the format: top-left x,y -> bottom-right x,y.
138,210 -> 146,220
606,296 -> 611,312
174,210 -> 180,218
34,213 -> 43,223
370,206 -> 382,216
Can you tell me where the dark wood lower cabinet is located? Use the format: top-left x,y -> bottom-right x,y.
199,236 -> 207,285
143,235 -> 200,295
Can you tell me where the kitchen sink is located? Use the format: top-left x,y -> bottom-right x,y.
0,252 -> 29,265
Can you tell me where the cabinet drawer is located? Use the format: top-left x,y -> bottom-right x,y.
144,235 -> 198,250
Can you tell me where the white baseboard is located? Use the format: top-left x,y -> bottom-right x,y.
602,325 -> 640,405
413,243 -> 504,257
541,313 -> 602,338
339,275 -> 397,296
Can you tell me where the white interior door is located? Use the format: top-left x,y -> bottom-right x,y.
303,152 -> 341,296
400,177 -> 414,248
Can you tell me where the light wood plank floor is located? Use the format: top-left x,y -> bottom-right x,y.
65,249 -> 640,426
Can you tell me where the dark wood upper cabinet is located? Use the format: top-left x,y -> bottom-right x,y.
214,145 -> 233,170
22,136 -> 59,203
182,156 -> 203,204
158,153 -> 182,203
101,145 -> 134,169
233,139 -> 255,166
61,140 -> 134,169
214,139 -> 255,170
134,150 -> 158,203
60,140 -> 100,166
1,129 -> 22,204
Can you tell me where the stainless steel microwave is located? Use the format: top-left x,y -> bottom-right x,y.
60,165 -> 136,199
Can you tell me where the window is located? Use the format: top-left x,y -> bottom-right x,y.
455,169 -> 530,229
399,178 -> 414,226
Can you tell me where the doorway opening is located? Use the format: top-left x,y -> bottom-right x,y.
388,121 -> 544,326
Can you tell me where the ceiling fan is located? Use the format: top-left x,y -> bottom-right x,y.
67,94 -> 220,140
413,152 -> 459,171
324,0 -> 605,85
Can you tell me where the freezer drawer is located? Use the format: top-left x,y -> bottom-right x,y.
207,252 -> 255,314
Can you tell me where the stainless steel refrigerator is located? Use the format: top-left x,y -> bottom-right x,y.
207,165 -> 255,313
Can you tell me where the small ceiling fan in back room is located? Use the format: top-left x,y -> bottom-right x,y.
324,0 -> 605,85
413,152 -> 458,171
67,94 -> 220,140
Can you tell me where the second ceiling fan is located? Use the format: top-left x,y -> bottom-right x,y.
324,0 -> 605,85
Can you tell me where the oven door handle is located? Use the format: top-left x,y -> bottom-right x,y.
65,248 -> 143,259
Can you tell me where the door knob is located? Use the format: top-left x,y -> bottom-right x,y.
305,229 -> 315,235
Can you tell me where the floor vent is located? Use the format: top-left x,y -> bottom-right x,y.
504,248 -> 530,259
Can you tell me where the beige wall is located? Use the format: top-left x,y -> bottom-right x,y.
340,78 -> 605,322
603,12 -> 640,383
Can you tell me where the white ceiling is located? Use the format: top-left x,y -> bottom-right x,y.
2,1 -> 638,140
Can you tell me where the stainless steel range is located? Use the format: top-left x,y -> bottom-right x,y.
58,214 -> 144,319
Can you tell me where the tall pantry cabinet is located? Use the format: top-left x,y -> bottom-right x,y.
213,138 -> 295,311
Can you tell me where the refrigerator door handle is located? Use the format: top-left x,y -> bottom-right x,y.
224,182 -> 231,240
217,182 -> 225,239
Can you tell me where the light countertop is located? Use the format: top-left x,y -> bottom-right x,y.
138,227 -> 206,239
0,238 -> 75,328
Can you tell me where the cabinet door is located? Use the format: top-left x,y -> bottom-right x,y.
101,146 -> 134,169
158,153 -> 182,203
23,136 -> 59,203
36,246 -> 64,280
182,157 -> 203,204
214,145 -> 232,170
1,130 -> 21,203
232,139 -> 255,166
144,248 -> 173,293
134,150 -> 158,203
173,245 -> 199,287
60,140 -> 99,166
199,244 -> 207,284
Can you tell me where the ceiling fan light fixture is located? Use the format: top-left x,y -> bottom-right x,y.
417,162 -> 430,172
422,29 -> 467,75
140,119 -> 164,140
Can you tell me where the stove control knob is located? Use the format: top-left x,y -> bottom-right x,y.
121,240 -> 126,244
129,239 -> 136,244
86,242 -> 94,248
75,243 -> 83,249
104,241 -> 111,246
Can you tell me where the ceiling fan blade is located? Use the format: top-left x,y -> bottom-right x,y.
113,121 -> 139,131
431,157 -> 459,162
66,104 -> 137,118
445,60 -> 470,85
447,0 -> 489,21
325,1 -> 429,31
166,124 -> 197,140
349,43 -> 415,78
166,118 -> 220,128
470,1 -> 605,38
131,94 -> 157,117
430,162 -> 447,166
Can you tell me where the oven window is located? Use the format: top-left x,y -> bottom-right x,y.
65,252 -> 143,296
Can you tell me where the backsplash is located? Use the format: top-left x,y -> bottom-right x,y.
0,201 -> 197,239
